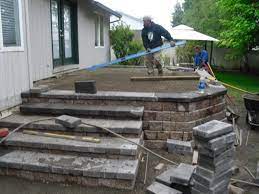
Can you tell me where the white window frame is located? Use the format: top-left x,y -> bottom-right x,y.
0,0 -> 24,52
94,13 -> 105,48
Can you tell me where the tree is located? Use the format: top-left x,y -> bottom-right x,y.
182,0 -> 222,38
110,24 -> 144,65
217,0 -> 259,71
172,2 -> 184,27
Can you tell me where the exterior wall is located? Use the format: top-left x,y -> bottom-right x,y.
0,0 -> 30,111
27,0 -> 113,80
77,1 -> 111,68
27,0 -> 53,81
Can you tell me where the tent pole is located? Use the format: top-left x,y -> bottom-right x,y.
210,41 -> 214,65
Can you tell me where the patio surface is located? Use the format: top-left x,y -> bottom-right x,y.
36,68 -> 199,93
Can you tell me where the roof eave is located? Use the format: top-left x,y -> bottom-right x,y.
92,1 -> 122,18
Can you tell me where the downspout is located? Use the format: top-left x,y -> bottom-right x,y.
24,0 -> 33,89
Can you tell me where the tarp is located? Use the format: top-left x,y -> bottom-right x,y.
170,25 -> 219,42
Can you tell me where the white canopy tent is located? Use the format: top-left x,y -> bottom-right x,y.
170,25 -> 219,42
169,24 -> 219,64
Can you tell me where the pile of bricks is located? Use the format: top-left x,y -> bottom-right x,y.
192,120 -> 236,194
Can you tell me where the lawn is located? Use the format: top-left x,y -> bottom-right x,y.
214,71 -> 259,104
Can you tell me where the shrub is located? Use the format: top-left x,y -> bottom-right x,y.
110,24 -> 144,66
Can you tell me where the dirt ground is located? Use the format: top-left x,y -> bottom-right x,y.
36,68 -> 198,93
1,68 -> 259,194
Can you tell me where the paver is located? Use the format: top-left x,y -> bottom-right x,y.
155,166 -> 177,186
170,163 -> 195,186
30,85 -> 49,94
75,80 -> 97,94
55,115 -> 82,128
167,139 -> 193,154
146,181 -> 182,194
193,120 -> 233,140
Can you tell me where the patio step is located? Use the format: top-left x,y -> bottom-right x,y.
0,150 -> 139,190
20,103 -> 144,120
0,114 -> 142,137
3,132 -> 141,159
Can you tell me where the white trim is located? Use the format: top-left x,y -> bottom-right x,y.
94,14 -> 104,48
0,0 -> 24,52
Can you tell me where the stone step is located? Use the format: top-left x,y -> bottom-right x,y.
3,133 -> 141,159
0,114 -> 142,136
0,150 -> 139,190
20,103 -> 144,120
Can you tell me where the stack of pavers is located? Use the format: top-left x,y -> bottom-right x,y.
147,163 -> 195,194
192,120 -> 236,194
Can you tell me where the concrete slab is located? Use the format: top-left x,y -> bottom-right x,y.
0,150 -> 139,180
146,182 -> 182,194
170,163 -> 195,186
193,120 -> 233,140
4,133 -> 140,156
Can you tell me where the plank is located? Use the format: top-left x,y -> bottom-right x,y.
130,75 -> 200,81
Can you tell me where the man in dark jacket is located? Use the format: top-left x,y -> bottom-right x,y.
142,16 -> 175,75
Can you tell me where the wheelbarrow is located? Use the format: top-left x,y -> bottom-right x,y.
243,94 -> 259,129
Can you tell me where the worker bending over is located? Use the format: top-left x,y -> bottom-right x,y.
194,46 -> 209,72
142,16 -> 175,75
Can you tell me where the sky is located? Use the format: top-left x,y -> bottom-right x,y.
96,0 -> 184,30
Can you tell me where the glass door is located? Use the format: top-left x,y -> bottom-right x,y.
51,0 -> 78,67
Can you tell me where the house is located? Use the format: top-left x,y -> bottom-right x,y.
111,11 -> 143,40
0,0 -> 121,112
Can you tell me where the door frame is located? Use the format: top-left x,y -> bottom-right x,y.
50,0 -> 79,68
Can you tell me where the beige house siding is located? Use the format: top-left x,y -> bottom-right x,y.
0,0 -> 30,111
28,0 -> 53,81
77,0 -> 110,69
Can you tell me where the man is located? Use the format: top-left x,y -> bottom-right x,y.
142,16 -> 175,75
194,46 -> 209,71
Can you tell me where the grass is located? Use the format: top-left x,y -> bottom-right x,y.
214,71 -> 259,93
214,71 -> 259,104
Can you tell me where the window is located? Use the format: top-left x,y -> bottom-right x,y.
0,0 -> 23,50
95,14 -> 104,47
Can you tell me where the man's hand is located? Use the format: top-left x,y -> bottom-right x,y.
170,41 -> 176,47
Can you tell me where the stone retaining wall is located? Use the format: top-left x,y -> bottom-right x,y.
22,87 -> 227,149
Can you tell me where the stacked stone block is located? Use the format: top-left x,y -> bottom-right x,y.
192,120 -> 235,194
